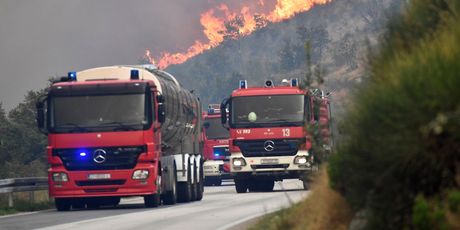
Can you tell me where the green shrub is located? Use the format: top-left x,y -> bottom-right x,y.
447,190 -> 460,213
329,0 -> 460,229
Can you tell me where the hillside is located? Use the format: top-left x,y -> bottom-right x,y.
166,0 -> 402,114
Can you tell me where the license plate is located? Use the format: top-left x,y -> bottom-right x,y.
88,173 -> 111,180
261,159 -> 279,165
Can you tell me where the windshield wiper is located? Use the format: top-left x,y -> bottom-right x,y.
58,123 -> 89,133
98,121 -> 138,131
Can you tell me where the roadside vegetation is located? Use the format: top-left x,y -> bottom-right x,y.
329,0 -> 460,228
251,0 -> 460,229
249,167 -> 353,230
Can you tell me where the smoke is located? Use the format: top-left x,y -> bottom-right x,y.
0,0 -> 329,110
0,0 -> 221,110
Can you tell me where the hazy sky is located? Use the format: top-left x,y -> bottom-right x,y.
0,0 -> 250,110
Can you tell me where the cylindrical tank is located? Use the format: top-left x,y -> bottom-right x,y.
148,68 -> 201,151
76,65 -> 202,155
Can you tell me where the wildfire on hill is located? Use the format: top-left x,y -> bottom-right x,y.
145,0 -> 331,69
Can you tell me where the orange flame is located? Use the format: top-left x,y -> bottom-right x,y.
146,0 -> 331,69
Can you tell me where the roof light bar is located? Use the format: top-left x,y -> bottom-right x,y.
239,80 -> 247,89
130,69 -> 140,80
68,72 -> 77,81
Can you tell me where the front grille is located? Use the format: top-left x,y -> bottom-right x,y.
234,139 -> 302,157
53,146 -> 144,171
84,188 -> 118,193
251,164 -> 290,169
76,180 -> 126,186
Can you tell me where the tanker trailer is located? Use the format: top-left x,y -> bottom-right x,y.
36,65 -> 203,211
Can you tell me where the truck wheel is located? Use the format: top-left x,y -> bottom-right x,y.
163,167 -> 177,205
55,198 -> 71,211
144,194 -> 160,208
177,164 -> 192,203
196,162 -> 204,201
145,174 -> 162,208
190,164 -> 198,201
235,179 -> 248,193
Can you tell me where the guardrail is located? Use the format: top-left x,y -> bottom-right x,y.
0,177 -> 48,207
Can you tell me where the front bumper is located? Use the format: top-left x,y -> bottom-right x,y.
230,151 -> 312,178
48,163 -> 157,198
204,160 -> 231,179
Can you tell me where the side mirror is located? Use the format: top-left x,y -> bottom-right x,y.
36,96 -> 48,134
157,94 -> 165,103
158,104 -> 166,123
220,99 -> 229,124
203,121 -> 210,129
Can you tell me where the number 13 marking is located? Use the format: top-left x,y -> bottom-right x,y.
282,128 -> 290,137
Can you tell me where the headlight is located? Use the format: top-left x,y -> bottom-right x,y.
294,156 -> 308,165
132,170 -> 149,180
52,172 -> 69,182
232,158 -> 246,167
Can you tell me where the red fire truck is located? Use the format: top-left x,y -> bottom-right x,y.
221,79 -> 331,193
36,65 -> 204,210
202,104 -> 230,186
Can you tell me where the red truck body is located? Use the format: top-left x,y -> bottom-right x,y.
202,105 -> 231,186
37,66 -> 204,210
221,80 -> 331,193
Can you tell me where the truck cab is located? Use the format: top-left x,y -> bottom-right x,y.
202,105 -> 231,186
36,66 -> 204,210
221,79 -> 317,193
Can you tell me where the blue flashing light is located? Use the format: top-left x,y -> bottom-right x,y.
213,147 -> 226,158
79,152 -> 87,157
131,69 -> 140,80
68,72 -> 77,81
239,80 -> 247,89
291,78 -> 298,87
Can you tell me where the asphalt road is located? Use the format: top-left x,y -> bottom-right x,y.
0,180 -> 309,230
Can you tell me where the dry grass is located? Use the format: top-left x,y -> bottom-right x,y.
249,166 -> 353,230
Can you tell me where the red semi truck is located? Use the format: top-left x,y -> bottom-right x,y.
36,65 -> 204,210
221,79 -> 331,193
202,104 -> 230,186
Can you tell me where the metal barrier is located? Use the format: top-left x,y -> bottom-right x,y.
0,177 -> 48,207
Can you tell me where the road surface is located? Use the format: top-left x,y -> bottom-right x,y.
0,180 -> 309,230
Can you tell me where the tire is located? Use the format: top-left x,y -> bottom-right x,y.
162,165 -> 178,205
196,162 -> 204,201
144,194 -> 160,208
145,174 -> 162,208
55,198 -> 71,211
177,164 -> 192,203
235,178 -> 248,193
190,164 -> 198,201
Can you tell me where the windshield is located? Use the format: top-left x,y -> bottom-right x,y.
205,117 -> 229,139
231,95 -> 305,128
50,93 -> 151,133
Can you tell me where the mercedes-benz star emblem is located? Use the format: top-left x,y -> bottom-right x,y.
93,149 -> 107,164
264,140 -> 275,152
